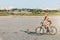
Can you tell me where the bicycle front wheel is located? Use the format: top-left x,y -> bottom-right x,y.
35,26 -> 44,34
49,26 -> 57,35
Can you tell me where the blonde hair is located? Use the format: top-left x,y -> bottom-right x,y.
44,13 -> 49,20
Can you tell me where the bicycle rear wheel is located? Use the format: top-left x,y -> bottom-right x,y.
35,26 -> 44,34
49,26 -> 57,35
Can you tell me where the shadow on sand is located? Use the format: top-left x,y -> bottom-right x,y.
20,30 -> 44,36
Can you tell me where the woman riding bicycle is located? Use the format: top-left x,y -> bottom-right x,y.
43,13 -> 52,32
35,13 -> 57,35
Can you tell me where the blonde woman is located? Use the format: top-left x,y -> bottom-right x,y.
43,13 -> 52,32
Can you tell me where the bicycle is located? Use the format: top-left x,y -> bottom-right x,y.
35,22 -> 57,35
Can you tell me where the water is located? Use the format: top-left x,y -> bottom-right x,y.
0,16 -> 60,40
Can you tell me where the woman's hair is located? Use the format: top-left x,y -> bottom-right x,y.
44,16 -> 47,21
44,13 -> 48,21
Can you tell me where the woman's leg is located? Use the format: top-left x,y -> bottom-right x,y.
46,22 -> 50,32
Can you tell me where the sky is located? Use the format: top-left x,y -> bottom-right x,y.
0,0 -> 60,9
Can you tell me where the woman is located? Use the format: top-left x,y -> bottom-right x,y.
43,13 -> 51,32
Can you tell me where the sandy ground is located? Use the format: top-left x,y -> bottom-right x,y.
0,16 -> 59,40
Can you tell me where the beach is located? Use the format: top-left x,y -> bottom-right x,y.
0,16 -> 59,40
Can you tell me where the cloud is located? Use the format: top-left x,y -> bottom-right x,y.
6,6 -> 13,10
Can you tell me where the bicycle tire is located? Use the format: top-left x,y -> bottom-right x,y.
49,26 -> 57,35
35,26 -> 44,34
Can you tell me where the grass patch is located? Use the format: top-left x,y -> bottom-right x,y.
0,13 -> 9,16
0,12 -> 60,16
